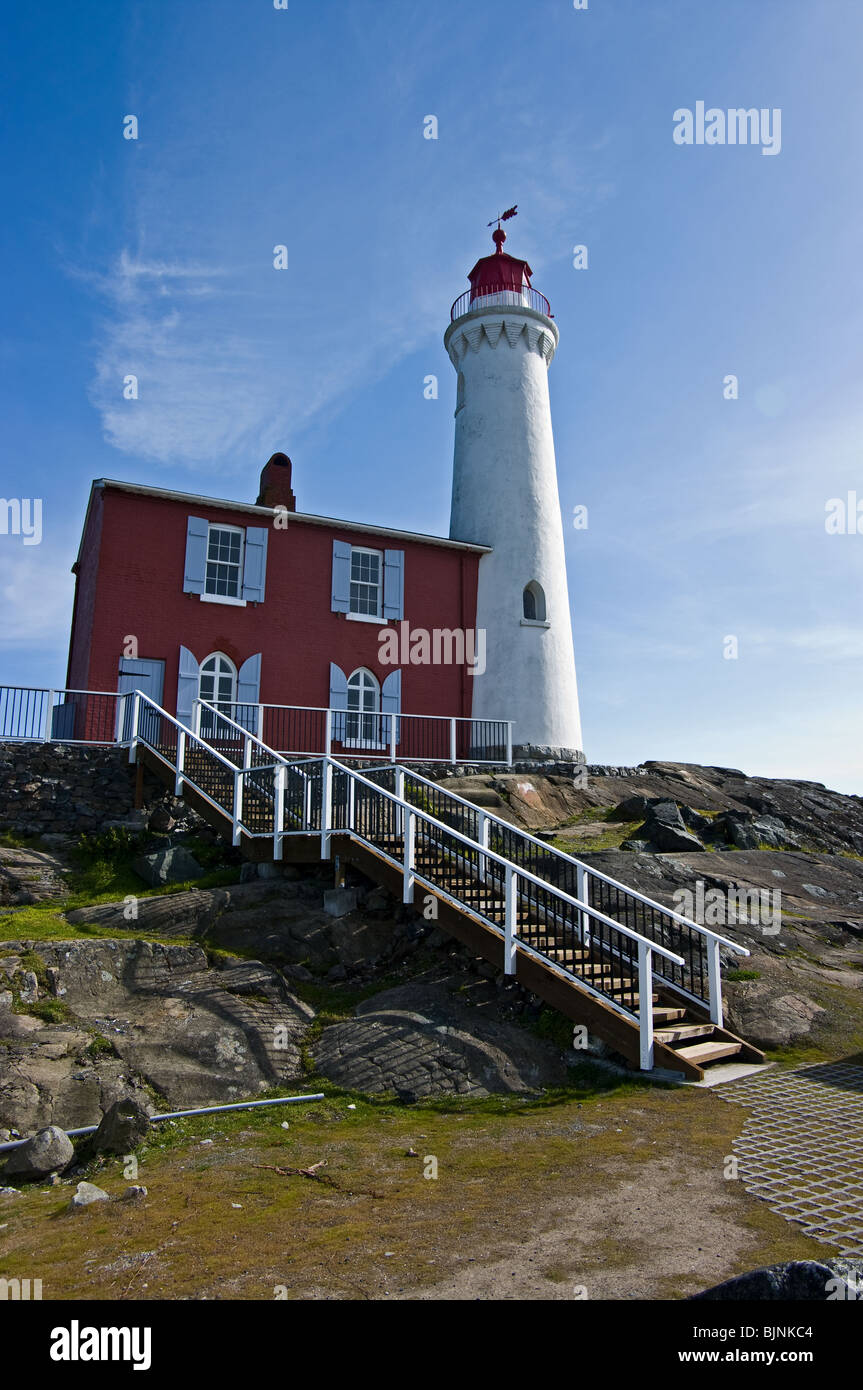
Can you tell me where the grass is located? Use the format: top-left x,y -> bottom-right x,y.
0,1076 -> 834,1302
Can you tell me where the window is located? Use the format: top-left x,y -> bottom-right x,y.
349,547 -> 382,618
346,667 -> 381,745
199,652 -> 237,726
523,581 -> 547,623
205,525 -> 244,598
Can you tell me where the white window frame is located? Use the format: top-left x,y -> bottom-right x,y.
344,667 -> 384,749
198,652 -> 238,733
204,523 -> 246,603
347,546 -> 383,620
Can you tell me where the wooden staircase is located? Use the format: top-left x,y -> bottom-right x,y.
126,698 -> 765,1084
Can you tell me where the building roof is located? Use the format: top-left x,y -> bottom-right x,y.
73,478 -> 492,569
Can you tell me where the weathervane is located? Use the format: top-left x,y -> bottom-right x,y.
487,205 -> 517,229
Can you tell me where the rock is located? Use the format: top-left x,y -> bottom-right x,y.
68,1181 -> 110,1210
314,978 -> 569,1098
121,1184 -> 148,1201
0,1186 -> 23,1197
722,816 -> 761,850
725,987 -> 826,1050
132,846 -> 204,886
18,970 -> 39,1004
147,807 -> 175,833
323,888 -> 358,918
690,1260 -> 847,1301
78,1099 -> 150,1159
612,795 -> 652,822
2,1125 -> 74,1181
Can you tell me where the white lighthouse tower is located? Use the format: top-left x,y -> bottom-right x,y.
445,222 -> 583,761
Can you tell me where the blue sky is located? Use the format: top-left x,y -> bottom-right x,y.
2,0 -> 862,791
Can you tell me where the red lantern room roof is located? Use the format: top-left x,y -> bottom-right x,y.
450,224 -> 552,322
467,226 -> 532,300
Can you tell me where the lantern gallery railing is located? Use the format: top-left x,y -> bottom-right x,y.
450,284 -> 552,321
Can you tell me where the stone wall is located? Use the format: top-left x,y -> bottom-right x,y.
0,743 -> 165,838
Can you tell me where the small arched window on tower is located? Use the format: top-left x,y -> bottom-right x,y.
522,581 -> 547,623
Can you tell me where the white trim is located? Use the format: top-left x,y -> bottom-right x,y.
345,611 -> 389,625
200,593 -> 248,607
520,618 -> 550,628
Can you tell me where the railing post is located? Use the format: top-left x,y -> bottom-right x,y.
114,694 -> 124,745
394,766 -> 405,836
477,810 -> 489,884
389,712 -> 397,762
577,864 -> 590,947
449,718 -> 457,766
175,728 -> 186,796
243,733 -> 252,772
504,865 -> 518,976
232,767 -> 243,847
44,689 -> 55,742
637,940 -> 654,1071
325,709 -> 332,759
347,772 -> 356,831
321,758 -> 333,859
303,772 -> 312,831
506,722 -> 513,767
193,699 -> 202,738
707,937 -> 723,1026
128,692 -> 141,764
402,810 -> 415,904
273,763 -> 285,861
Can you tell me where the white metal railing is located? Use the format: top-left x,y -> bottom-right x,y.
361,764 -> 750,1026
0,685 -> 120,744
0,684 -> 513,767
206,700 -> 513,766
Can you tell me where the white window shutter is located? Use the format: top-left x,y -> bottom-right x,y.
183,517 -> 209,594
383,550 -> 404,620
381,668 -> 401,744
176,645 -> 199,728
236,653 -> 262,735
241,528 -> 268,603
329,661 -> 348,740
331,540 -> 351,612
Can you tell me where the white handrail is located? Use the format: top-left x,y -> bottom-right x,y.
323,756 -> 685,968
383,764 -> 749,957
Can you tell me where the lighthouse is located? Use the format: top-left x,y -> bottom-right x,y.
445,222 -> 584,761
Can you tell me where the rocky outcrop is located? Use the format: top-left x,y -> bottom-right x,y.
691,1260 -> 854,1300
314,975 -> 569,1098
0,939 -> 314,1134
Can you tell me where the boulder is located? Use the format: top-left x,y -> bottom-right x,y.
691,1261 -> 847,1300
612,795 -> 652,822
2,1124 -> 74,1181
68,1181 -> 110,1210
77,1099 -> 150,1159
132,846 -> 204,886
323,888 -> 358,918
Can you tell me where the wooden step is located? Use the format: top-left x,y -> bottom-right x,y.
654,1023 -> 715,1043
673,1039 -> 743,1065
652,1007 -> 688,1024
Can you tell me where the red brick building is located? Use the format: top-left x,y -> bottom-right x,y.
65,452 -> 489,755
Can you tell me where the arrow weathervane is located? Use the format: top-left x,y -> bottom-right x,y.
487,205 -> 518,229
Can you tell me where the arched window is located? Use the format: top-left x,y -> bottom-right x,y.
199,652 -> 237,710
523,581 -> 547,623
346,667 -> 380,746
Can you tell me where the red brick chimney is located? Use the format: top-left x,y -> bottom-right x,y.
256,452 -> 297,511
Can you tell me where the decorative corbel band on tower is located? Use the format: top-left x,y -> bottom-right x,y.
446,314 -> 557,369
